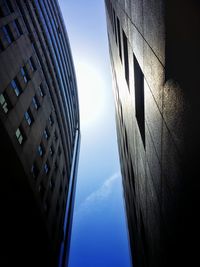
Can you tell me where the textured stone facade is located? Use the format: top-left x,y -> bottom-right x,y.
105,1 -> 200,266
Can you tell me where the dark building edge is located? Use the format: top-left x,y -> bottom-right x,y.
0,0 -> 80,266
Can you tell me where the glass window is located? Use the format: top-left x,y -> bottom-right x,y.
0,92 -> 11,113
117,17 -> 122,61
38,144 -> 44,157
123,30 -> 129,87
29,57 -> 36,71
20,66 -> 30,83
2,25 -> 14,44
49,114 -> 53,126
15,127 -> 25,145
32,96 -> 40,110
44,162 -> 49,174
24,109 -> 33,126
10,78 -> 22,96
43,128 -> 49,140
134,55 -> 145,147
12,20 -> 23,38
38,85 -> 45,97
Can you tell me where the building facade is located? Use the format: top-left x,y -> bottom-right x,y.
105,1 -> 200,267
0,1 -> 80,266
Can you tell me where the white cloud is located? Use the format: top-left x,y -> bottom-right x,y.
76,172 -> 120,216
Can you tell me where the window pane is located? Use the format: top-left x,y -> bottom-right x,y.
18,135 -> 23,144
12,20 -> 23,38
134,55 -> 145,147
10,78 -> 22,96
24,110 -> 33,126
15,128 -> 20,138
32,96 -> 39,109
2,25 -> 13,44
20,67 -> 30,83
123,30 -> 129,88
0,93 -> 10,114
49,115 -> 53,125
38,85 -> 45,97
29,57 -> 36,71
44,163 -> 49,174
0,94 -> 5,105
15,127 -> 25,145
38,144 -> 44,157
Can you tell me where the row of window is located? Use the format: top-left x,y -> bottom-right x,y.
31,136 -> 67,213
31,125 -> 59,180
108,1 -> 146,147
37,137 -> 56,159
0,82 -> 44,116
14,94 -> 50,148
0,19 -> 23,51
109,2 -> 129,88
10,60 -> 33,95
0,56 -> 41,115
24,95 -> 44,126
24,0 -> 76,137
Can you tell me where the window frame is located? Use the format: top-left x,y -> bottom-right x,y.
32,95 -> 40,110
134,55 -> 145,147
20,66 -> 30,83
24,109 -> 33,126
38,85 -> 45,97
12,19 -> 23,38
37,144 -> 44,157
0,92 -> 11,113
44,162 -> 49,174
15,127 -> 25,145
29,57 -> 36,72
43,128 -> 49,140
2,24 -> 14,44
10,78 -> 22,96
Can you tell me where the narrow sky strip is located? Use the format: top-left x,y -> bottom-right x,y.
58,1 -> 132,266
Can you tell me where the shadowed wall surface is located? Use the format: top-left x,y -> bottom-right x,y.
105,0 -> 200,266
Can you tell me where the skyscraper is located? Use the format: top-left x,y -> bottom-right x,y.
105,0 -> 200,267
0,1 -> 80,266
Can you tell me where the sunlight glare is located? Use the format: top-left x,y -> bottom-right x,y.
75,62 -> 106,127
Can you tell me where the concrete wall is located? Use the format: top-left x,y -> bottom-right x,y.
105,0 -> 200,266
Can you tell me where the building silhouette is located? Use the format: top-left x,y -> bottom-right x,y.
0,0 -> 80,266
105,0 -> 200,267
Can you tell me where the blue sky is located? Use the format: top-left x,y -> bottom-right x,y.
58,1 -> 132,267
